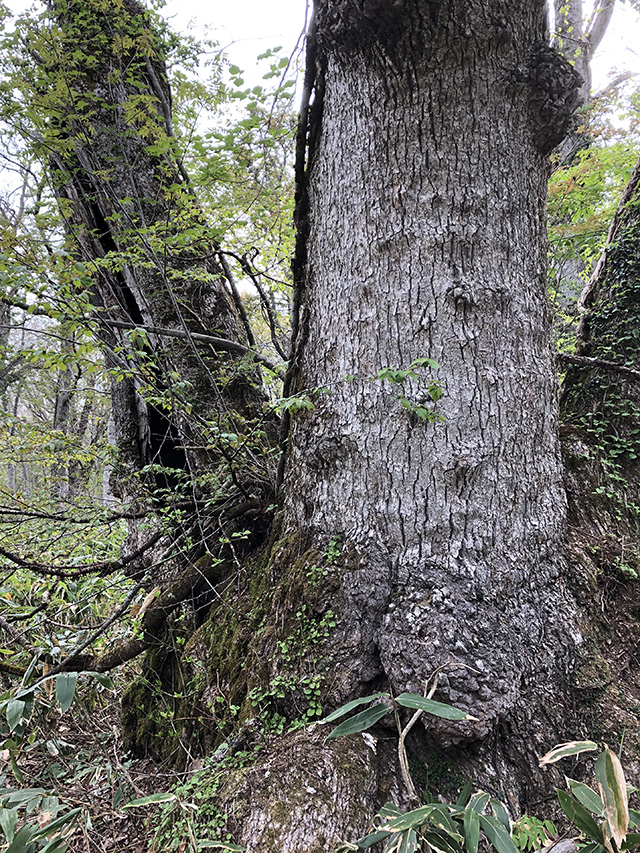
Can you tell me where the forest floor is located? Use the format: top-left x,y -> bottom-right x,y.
0,684 -> 173,853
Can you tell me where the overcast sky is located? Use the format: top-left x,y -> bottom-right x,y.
162,0 -> 310,83
160,0 -> 640,92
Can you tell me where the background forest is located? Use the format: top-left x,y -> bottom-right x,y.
1,0 -> 640,851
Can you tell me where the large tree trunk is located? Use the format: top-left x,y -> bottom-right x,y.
273,0 -> 581,810
187,5 -> 584,848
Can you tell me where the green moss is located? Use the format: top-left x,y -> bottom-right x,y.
122,527 -> 355,766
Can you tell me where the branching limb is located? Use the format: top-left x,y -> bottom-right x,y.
586,0 -> 616,55
0,529 -> 163,578
217,249 -> 289,361
99,319 -> 286,380
558,352 -> 640,382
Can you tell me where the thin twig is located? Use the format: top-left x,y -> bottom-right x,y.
397,674 -> 440,804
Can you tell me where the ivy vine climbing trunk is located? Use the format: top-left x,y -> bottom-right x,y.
38,0 -> 271,507
562,156 -> 640,535
17,0 -> 278,679
37,0 -> 274,527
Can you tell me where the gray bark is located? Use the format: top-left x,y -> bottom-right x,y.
281,0 -> 581,794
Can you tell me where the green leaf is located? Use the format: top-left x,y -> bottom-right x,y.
539,742 -> 598,766
629,809 -> 640,829
566,778 -> 605,816
0,789 -> 46,809
355,829 -> 392,848
123,792 -> 178,807
411,357 -> 440,371
578,844 -> 604,853
387,829 -> 418,853
39,836 -> 69,853
464,806 -> 480,853
421,830 -> 463,853
5,700 -> 25,731
380,803 -> 404,819
491,799 -> 512,832
4,825 -> 35,853
621,834 -> 640,849
31,807 -> 81,840
595,747 -> 629,848
382,805 -> 436,831
468,792 -> 490,815
55,672 -> 78,713
557,790 -> 603,842
326,704 -> 391,740
83,671 -> 114,690
456,779 -> 473,809
321,694 -> 390,724
478,814 -> 519,853
395,693 -> 476,720
0,807 -> 17,843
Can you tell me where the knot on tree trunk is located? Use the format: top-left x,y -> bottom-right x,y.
525,44 -> 583,154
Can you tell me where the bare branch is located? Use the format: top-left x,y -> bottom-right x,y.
586,0 -> 616,55
558,352 -> 640,382
0,529 -> 164,578
100,319 -> 286,380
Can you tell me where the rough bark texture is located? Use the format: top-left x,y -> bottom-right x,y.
558,156 -> 640,790
44,0 -> 270,500
562,156 -> 640,529
280,0 -> 581,791
37,0 -> 276,591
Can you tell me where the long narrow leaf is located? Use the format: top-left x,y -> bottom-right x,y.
456,779 -> 473,809
576,844 -> 604,853
395,693 -> 476,721
566,778 -> 605,816
326,703 -> 391,740
395,829 -> 418,853
558,790 -> 603,842
5,700 -> 25,731
421,829 -> 463,853
382,805 -> 437,831
31,807 -> 81,841
0,807 -> 17,843
0,789 -> 46,809
356,829 -> 392,849
321,694 -> 390,725
479,814 -> 519,853
5,825 -> 35,853
490,799 -> 511,832
540,742 -> 598,767
429,805 -> 460,836
55,673 -> 77,714
595,747 -> 629,848
464,807 -> 480,853
629,809 -> 640,829
380,803 -> 404,819
468,792 -> 490,815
